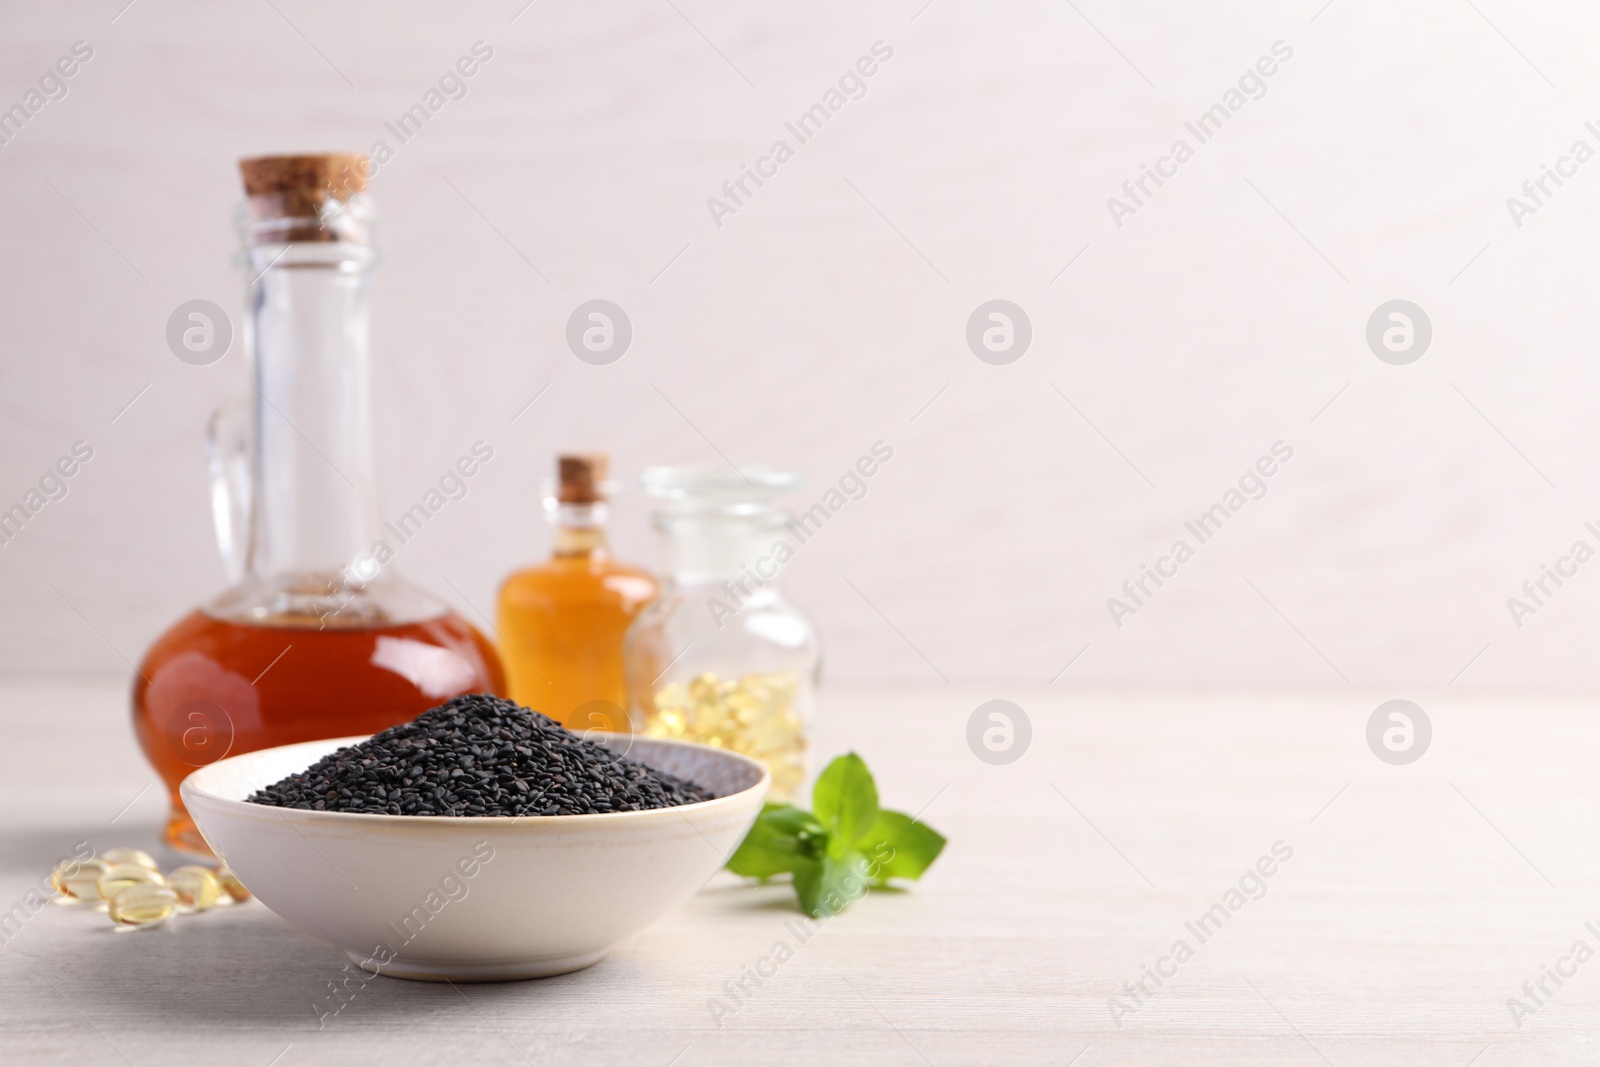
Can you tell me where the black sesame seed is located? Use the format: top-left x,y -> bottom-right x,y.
246,693 -> 714,818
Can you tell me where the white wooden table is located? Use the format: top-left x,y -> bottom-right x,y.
2,679 -> 1593,1065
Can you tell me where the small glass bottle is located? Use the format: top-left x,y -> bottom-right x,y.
496,455 -> 658,731
132,154 -> 505,856
623,467 -> 819,801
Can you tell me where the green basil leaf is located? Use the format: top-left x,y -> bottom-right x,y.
727,803 -> 826,879
811,752 -> 879,856
793,852 -> 872,918
790,857 -> 822,914
859,809 -> 946,883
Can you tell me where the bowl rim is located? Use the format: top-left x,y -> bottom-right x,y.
180,732 -> 772,830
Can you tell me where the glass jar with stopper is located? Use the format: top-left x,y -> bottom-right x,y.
622,466 -> 819,801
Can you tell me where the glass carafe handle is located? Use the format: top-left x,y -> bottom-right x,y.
206,401 -> 253,584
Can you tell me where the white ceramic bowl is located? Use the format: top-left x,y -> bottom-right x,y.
182,734 -> 768,982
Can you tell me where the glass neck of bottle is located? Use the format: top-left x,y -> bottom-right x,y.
243,223 -> 379,580
550,502 -> 611,558
654,509 -> 788,588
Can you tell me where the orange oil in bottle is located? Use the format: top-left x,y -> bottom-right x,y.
496,454 -> 656,732
132,610 -> 504,854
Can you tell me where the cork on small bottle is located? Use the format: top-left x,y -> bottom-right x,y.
558,454 -> 609,504
238,154 -> 369,241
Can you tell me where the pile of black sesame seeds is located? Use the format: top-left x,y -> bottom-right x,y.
247,694 -> 714,816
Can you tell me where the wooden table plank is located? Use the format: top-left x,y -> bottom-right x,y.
2,679 -> 1593,1064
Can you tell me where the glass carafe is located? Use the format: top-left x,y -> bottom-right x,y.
622,466 -> 818,801
132,154 -> 505,856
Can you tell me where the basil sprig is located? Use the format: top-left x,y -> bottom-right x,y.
727,753 -> 946,917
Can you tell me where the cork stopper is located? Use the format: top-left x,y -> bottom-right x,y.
240,153 -> 366,205
239,154 -> 369,243
557,454 -> 609,504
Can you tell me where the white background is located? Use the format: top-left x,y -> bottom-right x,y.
3,0 -> 1599,689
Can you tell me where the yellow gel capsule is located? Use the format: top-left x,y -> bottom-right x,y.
168,866 -> 223,911
648,670 -> 806,801
215,866 -> 251,903
100,848 -> 159,871
108,883 -> 178,926
50,858 -> 108,901
97,864 -> 165,901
